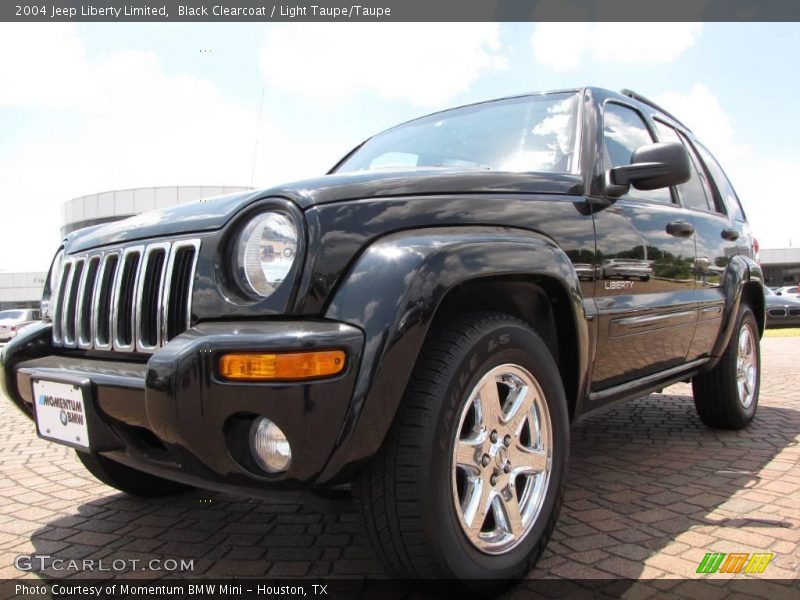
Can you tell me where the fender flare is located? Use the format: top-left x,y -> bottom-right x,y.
709,255 -> 765,361
317,226 -> 589,483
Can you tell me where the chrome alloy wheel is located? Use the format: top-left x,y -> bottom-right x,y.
736,325 -> 758,409
451,364 -> 553,554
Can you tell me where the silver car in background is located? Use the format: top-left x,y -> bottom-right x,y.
0,309 -> 41,342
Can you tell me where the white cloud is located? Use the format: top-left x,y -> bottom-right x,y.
654,84 -> 751,161
739,158 -> 800,248
260,23 -> 506,107
532,23 -> 702,70
0,24 -> 93,107
0,24 -> 341,271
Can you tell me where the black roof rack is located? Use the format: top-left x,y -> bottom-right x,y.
620,89 -> 692,132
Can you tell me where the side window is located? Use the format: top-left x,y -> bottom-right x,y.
694,142 -> 747,221
602,103 -> 672,204
652,121 -> 714,212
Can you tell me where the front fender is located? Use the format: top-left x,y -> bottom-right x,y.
318,226 -> 588,483
709,255 -> 765,360
0,321 -> 52,418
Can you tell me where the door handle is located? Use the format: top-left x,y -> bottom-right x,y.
666,220 -> 694,237
721,228 -> 740,241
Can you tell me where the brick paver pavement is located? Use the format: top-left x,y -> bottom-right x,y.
0,338 -> 798,592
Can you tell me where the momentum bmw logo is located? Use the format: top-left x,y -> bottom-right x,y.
59,410 -> 68,426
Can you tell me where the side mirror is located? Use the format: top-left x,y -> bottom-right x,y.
606,142 -> 691,198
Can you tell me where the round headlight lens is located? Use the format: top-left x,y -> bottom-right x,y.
235,212 -> 298,298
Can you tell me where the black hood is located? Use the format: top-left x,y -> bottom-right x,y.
65,169 -> 584,253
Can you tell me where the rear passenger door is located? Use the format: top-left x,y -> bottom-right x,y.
651,120 -> 734,360
590,102 -> 698,392
687,140 -> 752,358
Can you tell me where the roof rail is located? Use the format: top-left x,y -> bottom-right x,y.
619,89 -> 692,132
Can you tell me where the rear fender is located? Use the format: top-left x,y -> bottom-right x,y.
709,255 -> 765,361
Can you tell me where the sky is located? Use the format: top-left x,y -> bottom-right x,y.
1,22 -> 799,271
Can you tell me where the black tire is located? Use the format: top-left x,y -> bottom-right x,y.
352,312 -> 569,589
692,305 -> 761,430
76,451 -> 193,497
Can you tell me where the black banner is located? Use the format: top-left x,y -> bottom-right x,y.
3,0 -> 800,23
3,578 -> 800,600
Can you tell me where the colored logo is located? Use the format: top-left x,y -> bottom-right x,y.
696,552 -> 773,574
38,394 -> 45,405
59,409 -> 68,426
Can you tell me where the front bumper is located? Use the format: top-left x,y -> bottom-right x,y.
1,320 -> 364,495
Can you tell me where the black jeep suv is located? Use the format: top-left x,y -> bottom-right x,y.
1,87 -> 764,584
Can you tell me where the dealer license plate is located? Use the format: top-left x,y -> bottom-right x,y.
33,379 -> 91,450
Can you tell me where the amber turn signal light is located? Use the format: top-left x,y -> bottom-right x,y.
219,350 -> 346,381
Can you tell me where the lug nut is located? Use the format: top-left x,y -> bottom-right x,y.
490,474 -> 498,486
481,454 -> 491,467
490,430 -> 498,443
504,464 -> 511,473
504,435 -> 512,447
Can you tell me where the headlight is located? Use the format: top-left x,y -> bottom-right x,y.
234,212 -> 298,298
42,248 -> 65,319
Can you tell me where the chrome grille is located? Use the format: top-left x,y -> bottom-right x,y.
51,239 -> 200,353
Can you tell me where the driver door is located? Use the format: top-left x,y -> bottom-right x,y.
589,102 -> 698,392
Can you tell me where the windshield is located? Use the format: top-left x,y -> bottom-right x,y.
0,310 -> 23,320
336,92 -> 580,175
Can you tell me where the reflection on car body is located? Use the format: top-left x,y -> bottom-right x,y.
600,258 -> 653,281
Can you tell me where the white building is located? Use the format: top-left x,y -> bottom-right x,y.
1,185 -> 250,310
0,272 -> 48,311
61,185 -> 251,236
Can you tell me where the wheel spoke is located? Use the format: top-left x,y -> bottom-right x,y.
510,444 -> 548,474
503,384 -> 532,437
495,490 -> 524,537
455,439 -> 481,473
464,476 -> 494,536
477,377 -> 502,427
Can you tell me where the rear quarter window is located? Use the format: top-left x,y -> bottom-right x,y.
694,141 -> 747,221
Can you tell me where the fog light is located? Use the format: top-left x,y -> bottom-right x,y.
249,418 -> 291,474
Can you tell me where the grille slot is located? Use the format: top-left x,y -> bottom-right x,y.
164,241 -> 199,342
95,253 -> 120,349
77,256 -> 100,348
113,248 -> 142,351
62,259 -> 84,347
52,261 -> 72,344
50,239 -> 200,353
136,244 -> 168,351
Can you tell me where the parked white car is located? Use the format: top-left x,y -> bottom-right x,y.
0,309 -> 41,342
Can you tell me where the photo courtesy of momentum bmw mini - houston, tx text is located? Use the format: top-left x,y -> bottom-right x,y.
1,85 -> 766,589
